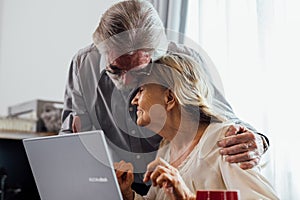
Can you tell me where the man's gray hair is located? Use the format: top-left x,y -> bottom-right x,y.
93,0 -> 168,61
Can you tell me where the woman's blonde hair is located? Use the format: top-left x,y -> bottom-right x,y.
152,53 -> 224,122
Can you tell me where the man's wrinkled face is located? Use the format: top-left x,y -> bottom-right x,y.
105,50 -> 152,90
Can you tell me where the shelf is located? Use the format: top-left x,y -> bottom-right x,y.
0,131 -> 57,140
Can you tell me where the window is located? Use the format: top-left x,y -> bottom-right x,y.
185,1 -> 300,199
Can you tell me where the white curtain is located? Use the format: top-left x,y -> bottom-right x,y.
186,0 -> 300,199
148,0 -> 188,43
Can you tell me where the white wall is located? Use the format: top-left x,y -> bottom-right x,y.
0,0 -> 120,115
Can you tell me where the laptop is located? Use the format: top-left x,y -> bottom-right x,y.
23,131 -> 123,200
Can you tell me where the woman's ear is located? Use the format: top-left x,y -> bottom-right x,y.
164,89 -> 176,111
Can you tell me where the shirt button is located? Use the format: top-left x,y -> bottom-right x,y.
136,155 -> 141,159
131,130 -> 136,135
129,107 -> 134,112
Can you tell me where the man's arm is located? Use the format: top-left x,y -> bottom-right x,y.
168,42 -> 269,169
60,51 -> 93,134
212,84 -> 269,169
217,125 -> 269,169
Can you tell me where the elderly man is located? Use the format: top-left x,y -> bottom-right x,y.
60,0 -> 269,196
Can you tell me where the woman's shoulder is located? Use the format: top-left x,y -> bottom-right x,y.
196,121 -> 234,158
203,121 -> 234,140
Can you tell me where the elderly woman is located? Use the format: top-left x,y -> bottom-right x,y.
114,53 -> 278,200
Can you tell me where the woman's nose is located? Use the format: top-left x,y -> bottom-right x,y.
131,94 -> 139,105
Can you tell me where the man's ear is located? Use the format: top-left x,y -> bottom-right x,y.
164,89 -> 176,111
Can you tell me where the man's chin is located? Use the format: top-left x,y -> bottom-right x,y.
113,80 -> 137,91
115,83 -> 134,91
107,72 -> 139,91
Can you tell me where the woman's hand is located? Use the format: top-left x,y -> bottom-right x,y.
114,160 -> 134,200
217,125 -> 266,169
144,157 -> 196,200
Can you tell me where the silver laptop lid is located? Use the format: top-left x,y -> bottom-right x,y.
23,131 -> 123,200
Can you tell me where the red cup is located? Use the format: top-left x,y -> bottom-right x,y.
196,190 -> 239,200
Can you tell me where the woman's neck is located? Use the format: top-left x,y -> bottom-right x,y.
157,106 -> 210,167
168,120 -> 210,168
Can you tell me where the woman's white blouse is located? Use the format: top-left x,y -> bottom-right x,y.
134,122 -> 279,200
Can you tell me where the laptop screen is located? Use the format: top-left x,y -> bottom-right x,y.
23,131 -> 123,200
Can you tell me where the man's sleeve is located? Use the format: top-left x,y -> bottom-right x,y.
60,53 -> 92,133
